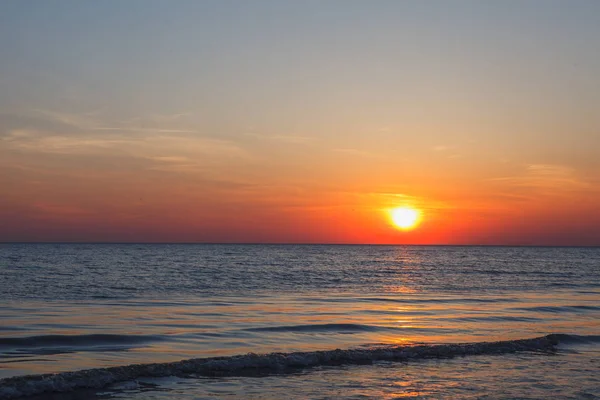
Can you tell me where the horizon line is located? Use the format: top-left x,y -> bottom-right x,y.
1,242 -> 599,248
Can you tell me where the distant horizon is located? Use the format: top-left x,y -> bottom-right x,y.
3,241 -> 599,248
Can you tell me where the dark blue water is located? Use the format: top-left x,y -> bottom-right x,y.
1,244 -> 599,399
3,244 -> 598,300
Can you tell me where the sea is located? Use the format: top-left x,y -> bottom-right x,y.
0,244 -> 598,399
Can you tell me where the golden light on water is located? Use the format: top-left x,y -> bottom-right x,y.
390,207 -> 422,230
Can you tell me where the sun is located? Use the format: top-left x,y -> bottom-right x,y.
390,207 -> 421,230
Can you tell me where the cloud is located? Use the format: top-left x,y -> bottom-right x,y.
149,156 -> 190,163
245,132 -> 316,144
2,130 -> 246,159
1,125 -> 250,180
1,108 -> 247,164
352,192 -> 452,212
491,164 -> 595,197
33,109 -> 101,131
332,148 -> 381,158
2,129 -> 134,154
432,145 -> 461,159
32,202 -> 96,217
95,127 -> 197,133
0,112 -> 81,138
0,109 -> 200,138
433,145 -> 449,152
118,112 -> 192,124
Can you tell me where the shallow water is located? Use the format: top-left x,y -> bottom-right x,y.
1,244 -> 599,398
99,347 -> 599,400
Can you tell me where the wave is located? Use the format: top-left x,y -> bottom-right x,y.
243,323 -> 455,334
511,305 -> 600,313
550,334 -> 600,345
0,334 -> 574,399
0,334 -> 163,357
448,316 -> 541,323
0,334 -> 162,349
244,323 -> 381,333
323,297 -> 518,304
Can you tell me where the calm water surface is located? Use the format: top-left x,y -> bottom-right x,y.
1,244 -> 599,398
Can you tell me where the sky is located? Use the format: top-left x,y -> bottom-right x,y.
1,0 -> 599,245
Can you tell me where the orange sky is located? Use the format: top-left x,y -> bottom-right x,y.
1,2 -> 599,245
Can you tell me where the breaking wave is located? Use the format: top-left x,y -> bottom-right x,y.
0,334 -> 580,399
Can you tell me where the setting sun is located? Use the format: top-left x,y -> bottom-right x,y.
390,207 -> 421,230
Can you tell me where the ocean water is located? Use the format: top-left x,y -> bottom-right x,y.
0,244 -> 599,399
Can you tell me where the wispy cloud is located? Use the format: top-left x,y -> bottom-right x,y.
33,109 -> 101,131
0,112 -> 81,137
1,108 -> 248,168
332,148 -> 381,158
118,112 -> 192,124
245,132 -> 316,144
491,164 -> 595,197
32,202 -> 96,217
350,191 -> 452,212
148,156 -> 190,163
432,145 -> 461,159
2,128 -> 249,175
432,145 -> 450,152
2,129 -> 132,153
4,109 -> 199,136
95,127 -> 197,133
